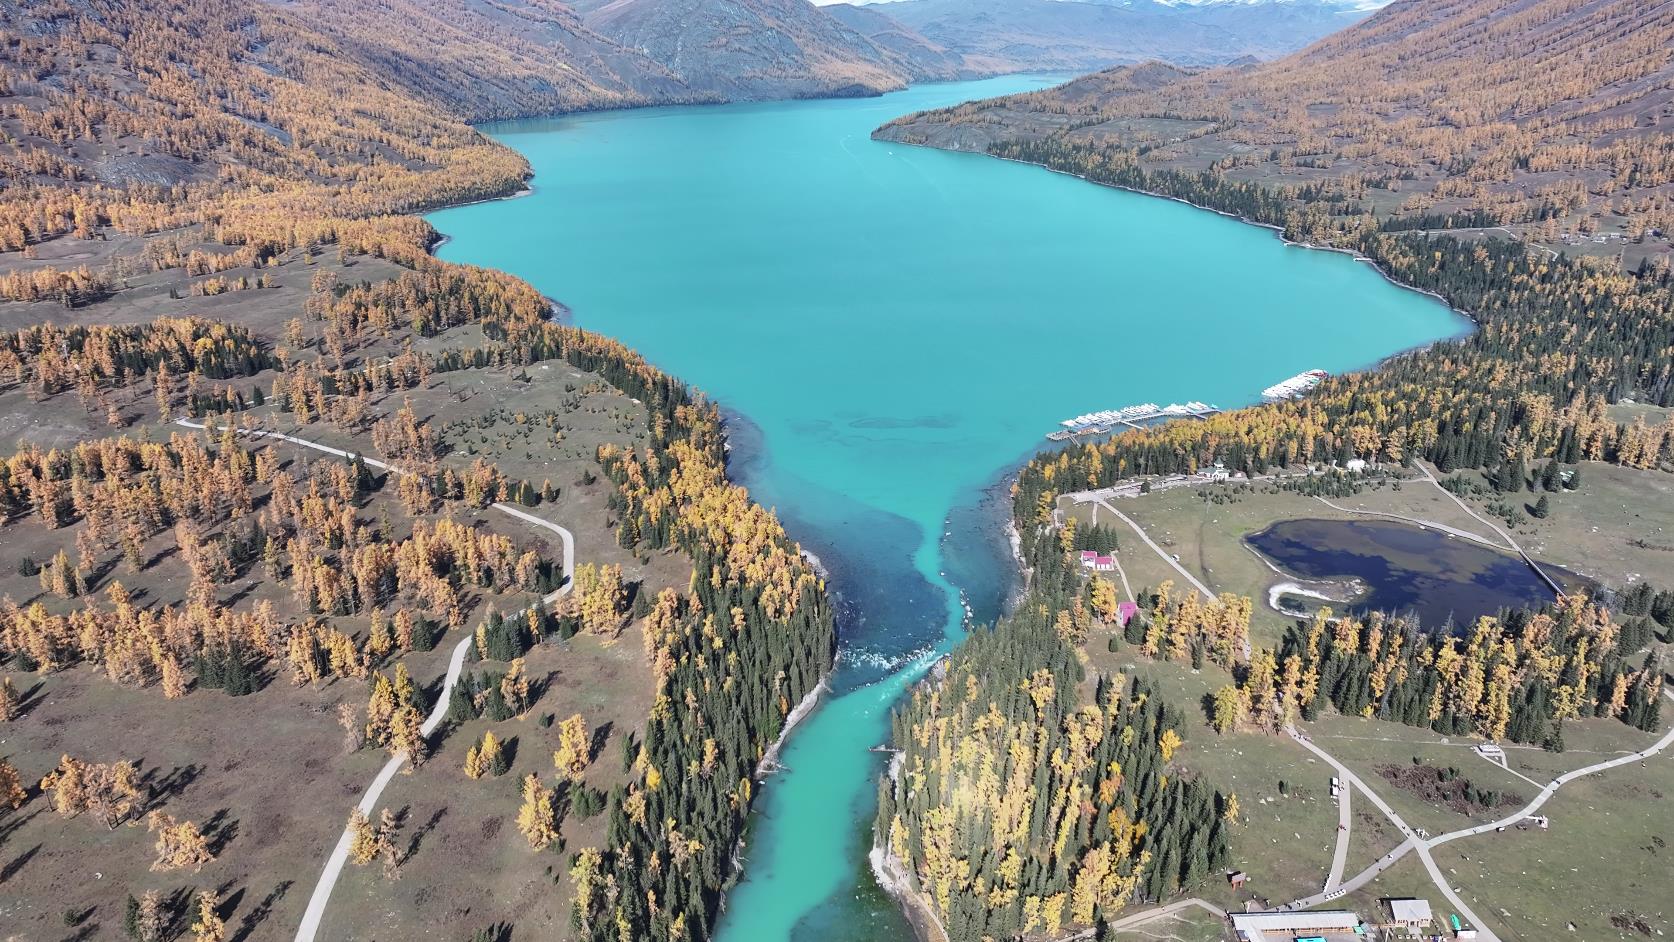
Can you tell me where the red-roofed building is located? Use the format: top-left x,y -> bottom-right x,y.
1116,601 -> 1139,626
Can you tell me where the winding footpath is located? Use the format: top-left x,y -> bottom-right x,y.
1311,495 -> 1501,549
1428,689 -> 1674,849
175,420 -> 578,942
1059,897 -> 1228,942
1324,774 -> 1351,892
1090,497 -> 1214,601
1284,725 -> 1501,940
1283,688 -> 1674,938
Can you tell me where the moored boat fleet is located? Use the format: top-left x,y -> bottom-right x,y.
1047,369 -> 1329,441
1047,401 -> 1219,441
1261,368 -> 1329,402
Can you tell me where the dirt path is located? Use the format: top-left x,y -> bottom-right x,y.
1311,495 -> 1501,548
1283,726 -> 1501,940
1411,461 -> 1566,598
1091,497 -> 1253,660
1428,689 -> 1674,849
1093,497 -> 1214,600
1058,896 -> 1228,941
173,420 -> 579,942
1325,776 -> 1351,891
1283,693 -> 1674,939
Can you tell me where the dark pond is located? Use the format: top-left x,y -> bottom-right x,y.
1247,518 -> 1571,630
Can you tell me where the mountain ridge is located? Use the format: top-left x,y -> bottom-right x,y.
877,0 -> 1674,254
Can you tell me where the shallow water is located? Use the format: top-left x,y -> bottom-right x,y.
426,75 -> 1472,941
1248,517 -> 1564,629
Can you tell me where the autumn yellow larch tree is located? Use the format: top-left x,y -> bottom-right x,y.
553,713 -> 591,780
0,676 -> 18,720
515,773 -> 558,850
191,888 -> 226,942
0,756 -> 27,810
348,808 -> 378,866
148,810 -> 215,872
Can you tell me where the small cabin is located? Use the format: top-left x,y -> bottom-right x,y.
1386,898 -> 1433,928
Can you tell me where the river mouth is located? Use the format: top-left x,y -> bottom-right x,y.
1247,517 -> 1575,630
425,75 -> 1474,942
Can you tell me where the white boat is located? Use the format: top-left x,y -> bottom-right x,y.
1261,370 -> 1329,402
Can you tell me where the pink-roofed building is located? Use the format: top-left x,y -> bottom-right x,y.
1115,601 -> 1139,626
1079,550 -> 1099,567
1093,555 -> 1115,572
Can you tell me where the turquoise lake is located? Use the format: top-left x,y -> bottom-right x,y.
427,75 -> 1473,942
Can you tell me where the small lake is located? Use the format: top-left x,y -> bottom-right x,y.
1248,518 -> 1564,629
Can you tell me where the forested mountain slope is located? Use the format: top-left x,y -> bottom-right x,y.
875,9 -> 1673,938
583,0 -> 919,98
265,0 -> 709,120
0,1 -> 834,938
881,0 -> 1674,242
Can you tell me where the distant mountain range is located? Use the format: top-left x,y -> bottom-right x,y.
275,0 -> 1379,118
860,0 -> 1378,73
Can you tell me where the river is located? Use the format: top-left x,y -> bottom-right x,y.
426,75 -> 1473,942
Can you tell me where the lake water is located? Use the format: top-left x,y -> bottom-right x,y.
426,75 -> 1473,942
1248,518 -> 1565,629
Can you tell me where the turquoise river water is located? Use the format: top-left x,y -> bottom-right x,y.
427,75 -> 1473,942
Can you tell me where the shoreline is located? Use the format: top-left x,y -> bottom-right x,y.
756,679 -> 827,778
881,137 -> 1485,348
869,749 -> 951,942
425,185 -> 535,254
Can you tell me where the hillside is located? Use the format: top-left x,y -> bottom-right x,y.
874,4 -> 1674,938
822,2 -> 971,82
0,1 -> 834,940
877,0 -> 1370,72
583,0 -> 915,99
265,0 -> 709,120
879,0 -> 1674,249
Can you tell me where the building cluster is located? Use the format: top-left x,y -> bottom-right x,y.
1227,899 -> 1480,941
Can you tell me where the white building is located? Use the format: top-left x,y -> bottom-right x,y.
1230,910 -> 1360,941
1386,898 -> 1433,928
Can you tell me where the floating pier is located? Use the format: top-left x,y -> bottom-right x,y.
1047,400 -> 1220,441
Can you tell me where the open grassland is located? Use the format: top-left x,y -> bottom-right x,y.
319,630 -> 658,941
1302,714 -> 1535,838
0,228 -> 694,939
1108,904 -> 1230,942
0,661 -> 380,938
1433,756 -> 1674,942
1459,462 -> 1674,592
